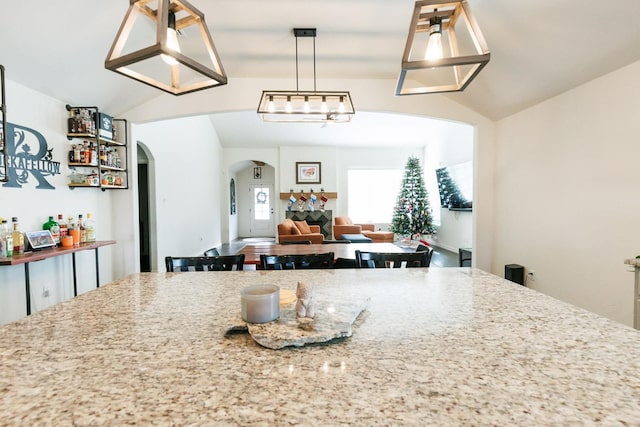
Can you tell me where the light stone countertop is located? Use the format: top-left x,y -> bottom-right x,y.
1,268 -> 640,425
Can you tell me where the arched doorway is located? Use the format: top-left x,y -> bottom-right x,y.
227,160 -> 277,241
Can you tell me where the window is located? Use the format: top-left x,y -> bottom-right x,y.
253,187 -> 270,220
347,169 -> 403,223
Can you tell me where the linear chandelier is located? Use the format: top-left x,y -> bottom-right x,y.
105,0 -> 227,96
396,0 -> 490,95
257,28 -> 355,123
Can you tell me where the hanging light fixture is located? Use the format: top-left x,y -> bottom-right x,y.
105,0 -> 227,96
396,0 -> 490,95
257,28 -> 355,123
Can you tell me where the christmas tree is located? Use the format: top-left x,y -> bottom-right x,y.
390,156 -> 436,238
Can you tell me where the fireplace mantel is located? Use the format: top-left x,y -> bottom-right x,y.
285,210 -> 332,239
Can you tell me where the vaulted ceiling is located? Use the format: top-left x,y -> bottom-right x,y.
2,0 -> 640,147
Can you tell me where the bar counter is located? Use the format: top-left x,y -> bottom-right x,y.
1,268 -> 640,425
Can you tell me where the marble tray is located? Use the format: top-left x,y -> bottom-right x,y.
224,298 -> 370,349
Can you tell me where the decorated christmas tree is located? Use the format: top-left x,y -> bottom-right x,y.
390,156 -> 436,238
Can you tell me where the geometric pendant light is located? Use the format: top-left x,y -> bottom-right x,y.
396,0 -> 490,95
257,28 -> 355,123
105,0 -> 227,96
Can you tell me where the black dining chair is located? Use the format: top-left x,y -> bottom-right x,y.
260,252 -> 334,270
416,244 -> 434,267
203,247 -> 220,256
165,255 -> 245,272
355,250 -> 430,268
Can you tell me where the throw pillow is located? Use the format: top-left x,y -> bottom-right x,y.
290,222 -> 301,234
294,220 -> 312,234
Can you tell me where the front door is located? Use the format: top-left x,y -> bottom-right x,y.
248,184 -> 275,237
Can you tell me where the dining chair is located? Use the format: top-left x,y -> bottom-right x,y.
355,250 -> 430,268
416,244 -> 434,267
203,247 -> 220,256
165,255 -> 245,272
260,252 -> 334,270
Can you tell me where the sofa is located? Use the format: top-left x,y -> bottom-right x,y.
277,219 -> 325,244
333,216 -> 395,243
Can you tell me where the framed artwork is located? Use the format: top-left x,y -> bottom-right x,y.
296,162 -> 321,184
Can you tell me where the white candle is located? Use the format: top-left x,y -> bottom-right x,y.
241,285 -> 280,323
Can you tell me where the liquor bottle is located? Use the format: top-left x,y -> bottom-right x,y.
78,214 -> 86,243
90,142 -> 98,166
68,108 -> 76,133
57,214 -> 68,240
3,219 -> 13,257
0,218 -> 6,258
85,213 -> 96,242
43,216 -> 60,245
12,217 -> 24,255
68,216 -> 79,247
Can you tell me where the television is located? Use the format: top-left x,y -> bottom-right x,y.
435,161 -> 473,210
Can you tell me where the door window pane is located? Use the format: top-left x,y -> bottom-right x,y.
254,187 -> 270,220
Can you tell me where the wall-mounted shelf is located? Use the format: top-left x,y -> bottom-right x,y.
449,208 -> 472,212
279,192 -> 337,200
65,105 -> 128,191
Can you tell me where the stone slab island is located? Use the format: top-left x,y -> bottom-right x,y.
1,268 -> 640,425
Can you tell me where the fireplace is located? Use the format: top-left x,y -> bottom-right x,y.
285,210 -> 333,239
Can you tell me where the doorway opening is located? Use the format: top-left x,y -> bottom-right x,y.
137,143 -> 156,272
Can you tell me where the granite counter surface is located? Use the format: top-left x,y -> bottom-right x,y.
1,268 -> 640,426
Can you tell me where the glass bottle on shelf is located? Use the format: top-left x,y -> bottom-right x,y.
12,217 -> 24,254
2,219 -> 13,257
90,142 -> 98,166
43,216 -> 60,245
57,214 -> 68,241
78,214 -> 86,243
85,213 -> 96,242
0,218 -> 6,257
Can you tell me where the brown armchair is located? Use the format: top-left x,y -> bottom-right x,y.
277,219 -> 325,244
333,216 -> 394,243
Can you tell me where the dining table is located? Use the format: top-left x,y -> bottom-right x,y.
237,242 -> 406,266
1,268 -> 640,425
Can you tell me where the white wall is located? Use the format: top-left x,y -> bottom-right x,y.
132,115 -> 224,270
0,80 -> 118,325
493,60 -> 640,326
434,210 -> 473,253
423,124 -> 474,252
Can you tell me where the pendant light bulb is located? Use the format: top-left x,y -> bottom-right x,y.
304,96 -> 310,113
267,96 -> 275,113
321,96 -> 328,113
161,11 -> 181,66
338,96 -> 346,113
424,15 -> 443,60
286,96 -> 293,113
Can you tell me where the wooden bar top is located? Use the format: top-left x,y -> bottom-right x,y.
237,242 -> 405,265
0,240 -> 116,266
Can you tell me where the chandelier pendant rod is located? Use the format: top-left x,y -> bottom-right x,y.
313,36 -> 317,92
295,35 -> 299,93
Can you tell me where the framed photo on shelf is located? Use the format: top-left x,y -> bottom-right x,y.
296,162 -> 321,184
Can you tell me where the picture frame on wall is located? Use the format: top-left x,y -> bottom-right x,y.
296,162 -> 321,184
